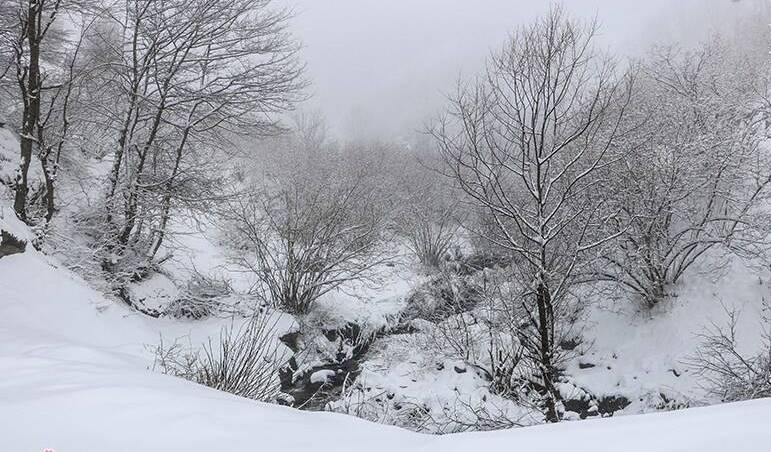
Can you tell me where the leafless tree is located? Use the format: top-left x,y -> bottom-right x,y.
600,38 -> 771,307
392,148 -> 463,269
430,8 -> 633,421
0,4 -> 16,106
31,18 -> 96,223
224,131 -> 394,315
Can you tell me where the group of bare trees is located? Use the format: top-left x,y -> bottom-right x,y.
1,0 -> 305,302
428,7 -> 771,422
600,38 -> 771,307
0,0 -> 93,222
87,0 -> 304,289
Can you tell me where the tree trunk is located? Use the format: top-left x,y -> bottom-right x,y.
13,1 -> 41,222
536,279 -> 559,422
41,158 -> 55,222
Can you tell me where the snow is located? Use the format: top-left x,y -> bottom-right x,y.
566,251 -> 771,412
0,127 -> 22,184
1,164 -> 771,449
311,369 -> 337,384
342,247 -> 771,424
2,293 -> 771,452
436,399 -> 771,451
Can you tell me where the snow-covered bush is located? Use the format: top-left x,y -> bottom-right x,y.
153,313 -> 287,402
328,378 -> 434,431
690,305 -> 771,402
403,271 -> 482,322
391,149 -> 462,270
328,373 -> 531,434
431,312 -> 524,401
164,273 -> 233,320
0,229 -> 26,258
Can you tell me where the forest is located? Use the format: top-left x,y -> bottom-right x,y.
1,1 -> 771,449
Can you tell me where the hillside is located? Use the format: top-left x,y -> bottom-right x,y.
2,205 -> 771,451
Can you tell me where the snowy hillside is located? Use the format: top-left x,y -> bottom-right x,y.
2,207 -> 771,451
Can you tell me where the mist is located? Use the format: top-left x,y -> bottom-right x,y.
286,0 -> 767,141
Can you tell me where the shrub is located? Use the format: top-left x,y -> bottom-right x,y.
153,312 -> 287,402
164,273 -> 233,319
689,304 -> 771,402
403,271 -> 482,322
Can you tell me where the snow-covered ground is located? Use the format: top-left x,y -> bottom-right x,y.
2,206 -> 771,451
568,254 -> 769,412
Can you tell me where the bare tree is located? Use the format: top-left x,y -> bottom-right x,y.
31,18 -> 96,223
601,39 -> 771,307
224,134 -> 394,315
392,148 -> 462,269
430,8 -> 632,421
0,4 -> 16,107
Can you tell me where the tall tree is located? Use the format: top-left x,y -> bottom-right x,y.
431,8 -> 632,421
0,0 -> 92,222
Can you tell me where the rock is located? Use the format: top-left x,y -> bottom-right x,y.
597,395 -> 631,414
279,331 -> 302,353
279,321 -> 376,410
276,392 -> 295,406
0,230 -> 26,259
559,337 -> 581,351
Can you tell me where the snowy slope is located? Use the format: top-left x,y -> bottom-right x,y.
564,252 -> 771,412
2,207 -> 771,451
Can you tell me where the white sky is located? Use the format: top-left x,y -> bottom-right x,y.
284,0 -> 764,141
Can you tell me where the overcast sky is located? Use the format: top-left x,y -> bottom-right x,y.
283,0 -> 763,141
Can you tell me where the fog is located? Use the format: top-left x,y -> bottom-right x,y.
285,0 -> 765,141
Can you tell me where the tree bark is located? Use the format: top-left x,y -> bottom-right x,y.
536,279 -> 559,422
13,0 -> 42,222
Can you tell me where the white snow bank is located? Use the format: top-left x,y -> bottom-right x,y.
432,397 -> 771,451
2,323 -> 770,452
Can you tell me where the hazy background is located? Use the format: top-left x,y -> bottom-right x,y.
284,0 -> 767,141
